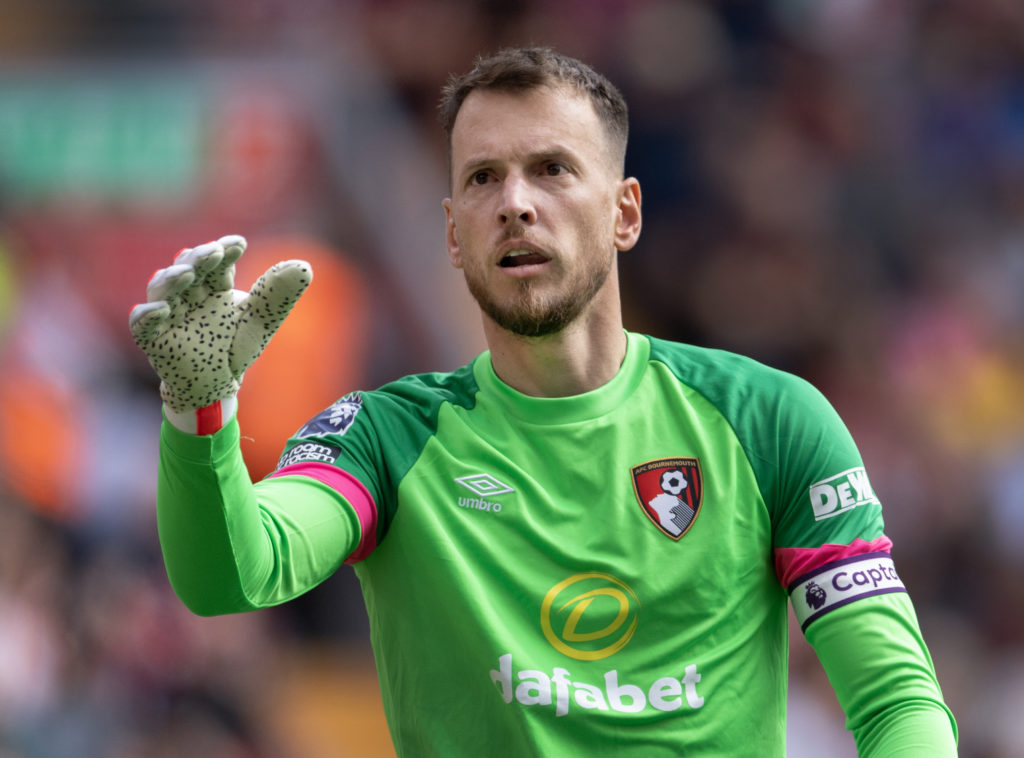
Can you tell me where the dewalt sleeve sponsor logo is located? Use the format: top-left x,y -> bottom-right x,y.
808,466 -> 880,521
540,573 -> 641,661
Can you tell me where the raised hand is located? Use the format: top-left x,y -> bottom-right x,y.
130,235 -> 312,430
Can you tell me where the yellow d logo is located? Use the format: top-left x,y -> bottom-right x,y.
541,573 -> 640,661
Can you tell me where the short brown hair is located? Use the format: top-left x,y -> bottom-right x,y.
439,47 -> 629,173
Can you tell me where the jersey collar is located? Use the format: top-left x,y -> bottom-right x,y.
472,331 -> 649,425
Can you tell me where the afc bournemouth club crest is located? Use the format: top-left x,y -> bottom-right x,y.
631,457 -> 703,540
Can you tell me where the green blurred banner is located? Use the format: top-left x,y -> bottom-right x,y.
0,81 -> 203,204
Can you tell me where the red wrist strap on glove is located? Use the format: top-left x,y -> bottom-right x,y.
195,401 -> 225,436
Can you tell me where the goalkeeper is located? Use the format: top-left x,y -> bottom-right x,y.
131,47 -> 957,756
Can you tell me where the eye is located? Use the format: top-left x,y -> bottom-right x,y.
544,162 -> 567,176
471,170 -> 490,185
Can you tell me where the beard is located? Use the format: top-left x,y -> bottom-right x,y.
463,248 -> 615,338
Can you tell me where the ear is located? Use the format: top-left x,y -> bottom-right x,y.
613,178 -> 642,252
442,198 -> 463,269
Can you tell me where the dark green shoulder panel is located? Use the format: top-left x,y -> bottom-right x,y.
275,361 -> 481,545
645,336 -> 862,523
364,361 -> 480,472
360,361 -> 480,527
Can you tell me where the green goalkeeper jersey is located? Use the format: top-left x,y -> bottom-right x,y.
157,332 -> 957,756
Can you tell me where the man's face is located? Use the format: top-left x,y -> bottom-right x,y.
443,85 -> 640,337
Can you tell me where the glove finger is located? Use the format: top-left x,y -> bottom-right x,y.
128,300 -> 172,346
174,242 -> 225,283
217,235 -> 246,264
244,259 -> 314,328
206,234 -> 247,292
230,259 -> 313,375
146,264 -> 196,304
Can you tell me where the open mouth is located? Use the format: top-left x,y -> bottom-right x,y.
500,250 -> 549,268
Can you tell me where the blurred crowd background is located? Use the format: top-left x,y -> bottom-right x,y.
0,0 -> 1021,755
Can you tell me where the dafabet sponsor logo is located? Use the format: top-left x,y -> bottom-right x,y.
489,573 -> 705,717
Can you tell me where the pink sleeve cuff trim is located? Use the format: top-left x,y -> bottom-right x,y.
269,462 -> 378,564
774,536 -> 894,588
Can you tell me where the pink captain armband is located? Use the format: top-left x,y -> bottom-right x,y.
163,397 -> 238,435
269,462 -> 379,564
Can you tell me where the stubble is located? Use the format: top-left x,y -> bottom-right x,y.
464,232 -> 616,338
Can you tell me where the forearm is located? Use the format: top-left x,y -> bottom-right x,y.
157,415 -> 360,615
807,593 -> 957,756
853,700 -> 960,757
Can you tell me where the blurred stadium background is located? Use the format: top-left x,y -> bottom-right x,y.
0,0 -> 1021,755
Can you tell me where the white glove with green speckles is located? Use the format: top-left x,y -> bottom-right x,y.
129,235 -> 312,434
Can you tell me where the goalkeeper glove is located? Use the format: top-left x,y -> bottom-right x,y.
129,235 -> 312,434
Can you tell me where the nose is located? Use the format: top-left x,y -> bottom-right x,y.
497,175 -> 536,226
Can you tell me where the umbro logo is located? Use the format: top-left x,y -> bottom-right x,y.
454,473 -> 513,515
455,473 -> 514,497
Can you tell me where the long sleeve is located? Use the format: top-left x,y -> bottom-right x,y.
806,592 -> 958,756
157,414 -> 361,616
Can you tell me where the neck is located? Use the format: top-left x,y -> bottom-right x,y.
482,288 -> 627,398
